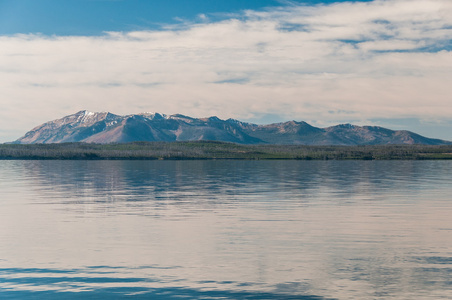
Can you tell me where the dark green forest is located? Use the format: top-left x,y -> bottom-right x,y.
1,141 -> 452,160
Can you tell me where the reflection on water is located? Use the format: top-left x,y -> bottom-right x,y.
1,160 -> 452,299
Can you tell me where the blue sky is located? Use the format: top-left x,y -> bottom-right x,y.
0,0 -> 451,142
0,0 -> 373,35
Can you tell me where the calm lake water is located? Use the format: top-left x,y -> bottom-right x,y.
0,160 -> 451,299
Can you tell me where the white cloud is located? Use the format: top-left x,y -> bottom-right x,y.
0,0 -> 451,142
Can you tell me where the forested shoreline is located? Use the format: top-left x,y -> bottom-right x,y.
1,141 -> 452,160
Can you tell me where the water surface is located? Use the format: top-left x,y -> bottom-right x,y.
1,160 -> 451,299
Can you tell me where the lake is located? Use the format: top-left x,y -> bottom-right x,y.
0,160 -> 451,299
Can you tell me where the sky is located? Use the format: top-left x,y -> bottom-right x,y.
0,0 -> 451,142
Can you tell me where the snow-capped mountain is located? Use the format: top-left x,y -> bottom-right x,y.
14,110 -> 451,145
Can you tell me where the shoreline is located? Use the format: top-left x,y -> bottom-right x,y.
2,142 -> 452,160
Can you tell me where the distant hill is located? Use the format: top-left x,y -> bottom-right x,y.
14,110 -> 451,145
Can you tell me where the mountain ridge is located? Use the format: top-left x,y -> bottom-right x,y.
14,110 -> 451,145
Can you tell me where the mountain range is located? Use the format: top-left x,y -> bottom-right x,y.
14,110 -> 450,145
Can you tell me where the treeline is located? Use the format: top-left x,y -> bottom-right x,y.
1,141 -> 452,160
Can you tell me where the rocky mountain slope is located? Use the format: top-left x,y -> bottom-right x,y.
14,110 -> 450,145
